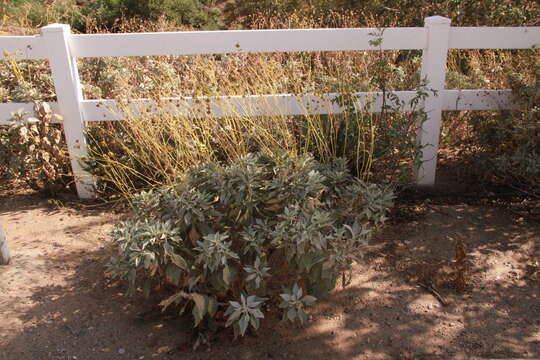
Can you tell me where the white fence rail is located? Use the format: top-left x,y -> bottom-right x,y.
0,16 -> 538,198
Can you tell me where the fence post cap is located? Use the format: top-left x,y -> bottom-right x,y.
41,23 -> 71,33
424,16 -> 451,25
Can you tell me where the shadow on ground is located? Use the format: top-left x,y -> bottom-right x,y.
1,193 -> 539,360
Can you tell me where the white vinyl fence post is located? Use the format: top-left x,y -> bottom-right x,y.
416,16 -> 451,186
0,224 -> 10,265
41,24 -> 95,199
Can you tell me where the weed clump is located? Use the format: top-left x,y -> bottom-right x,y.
0,102 -> 71,194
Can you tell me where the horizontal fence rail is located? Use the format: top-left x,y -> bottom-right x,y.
448,27 -> 540,49
2,26 -> 539,60
0,35 -> 49,60
0,16 -> 539,198
0,89 -> 514,124
70,27 -> 428,57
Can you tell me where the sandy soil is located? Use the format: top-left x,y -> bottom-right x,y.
1,186 -> 539,360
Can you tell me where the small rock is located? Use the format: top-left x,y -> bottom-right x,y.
118,348 -> 125,355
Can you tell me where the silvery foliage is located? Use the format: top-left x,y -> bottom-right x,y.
225,294 -> 267,338
108,153 -> 394,337
194,232 -> 239,273
244,257 -> 271,289
279,284 -> 317,324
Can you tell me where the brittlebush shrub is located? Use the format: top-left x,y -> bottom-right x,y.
108,153 -> 393,337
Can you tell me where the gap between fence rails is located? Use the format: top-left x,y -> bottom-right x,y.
0,16 -> 538,198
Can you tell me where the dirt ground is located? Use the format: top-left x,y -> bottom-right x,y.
1,185 -> 539,360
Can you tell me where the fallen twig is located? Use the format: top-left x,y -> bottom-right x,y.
423,203 -> 451,216
417,282 -> 448,307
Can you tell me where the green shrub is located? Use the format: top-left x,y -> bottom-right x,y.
0,0 -> 221,31
108,153 -> 393,337
0,0 -> 86,29
84,0 -> 222,30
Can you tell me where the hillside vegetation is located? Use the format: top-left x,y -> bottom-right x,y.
1,0 -> 539,31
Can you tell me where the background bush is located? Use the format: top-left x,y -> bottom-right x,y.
458,78 -> 540,189
0,0 -> 86,30
224,0 -> 539,28
0,0 -> 221,31
108,153 -> 394,336
0,102 -> 71,194
83,0 -> 222,30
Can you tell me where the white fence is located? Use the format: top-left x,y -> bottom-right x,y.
0,16 -> 538,199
